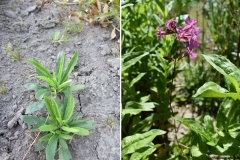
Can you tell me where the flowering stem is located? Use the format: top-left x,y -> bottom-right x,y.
169,59 -> 182,152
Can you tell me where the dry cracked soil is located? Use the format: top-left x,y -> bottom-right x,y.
0,0 -> 120,159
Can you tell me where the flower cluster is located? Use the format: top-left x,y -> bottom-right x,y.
157,18 -> 200,59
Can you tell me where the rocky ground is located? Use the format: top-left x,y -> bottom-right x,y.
0,0 -> 120,159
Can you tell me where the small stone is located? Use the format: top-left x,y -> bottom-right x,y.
29,95 -> 35,101
4,10 -> 17,19
12,105 -> 17,110
7,107 -> 24,129
26,4 -> 37,13
12,95 -> 16,99
66,48 -> 71,52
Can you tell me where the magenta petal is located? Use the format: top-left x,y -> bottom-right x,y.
190,53 -> 198,59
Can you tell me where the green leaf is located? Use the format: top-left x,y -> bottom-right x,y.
70,84 -> 85,92
191,146 -> 202,157
59,134 -> 73,140
25,83 -> 47,91
202,54 -> 240,86
122,102 -> 155,116
68,120 -> 97,130
193,81 -> 240,100
39,125 -> 58,132
21,115 -> 46,127
51,99 -> 62,123
46,134 -> 58,160
129,73 -> 146,88
36,76 -> 57,88
61,51 -> 79,83
58,79 -> 72,90
204,115 -> 214,135
59,147 -> 72,160
35,89 -> 53,100
228,123 -> 240,132
74,128 -> 89,136
39,133 -> 53,141
63,95 -> 75,123
25,99 -> 45,114
173,117 -> 211,141
26,59 -> 52,77
34,141 -> 48,152
122,52 -> 149,72
59,138 -> 68,149
130,144 -> 161,160
55,51 -> 65,77
44,96 -> 56,121
57,55 -> 65,85
53,31 -> 60,41
61,126 -> 80,133
122,129 -> 166,156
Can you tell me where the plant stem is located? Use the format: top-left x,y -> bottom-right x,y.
169,60 -> 182,151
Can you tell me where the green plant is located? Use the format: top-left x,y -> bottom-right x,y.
21,94 -> 96,160
25,51 -> 84,114
0,83 -> 6,94
49,31 -> 68,45
2,42 -> 20,62
105,116 -> 116,130
170,54 -> 240,158
63,19 -> 83,33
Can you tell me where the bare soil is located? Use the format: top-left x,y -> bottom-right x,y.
0,0 -> 120,160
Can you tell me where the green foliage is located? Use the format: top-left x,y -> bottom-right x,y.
25,51 -> 84,113
49,31 -> 68,45
121,0 -> 187,159
2,42 -> 20,62
21,89 -> 96,160
171,54 -> 240,158
0,83 -> 6,94
204,0 -> 240,66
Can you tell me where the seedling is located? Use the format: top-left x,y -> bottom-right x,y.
49,31 -> 68,45
63,19 -> 83,33
105,116 -> 116,130
21,94 -> 96,160
2,42 -> 20,62
0,83 -> 6,94
25,51 -> 85,114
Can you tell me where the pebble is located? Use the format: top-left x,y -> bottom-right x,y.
29,95 -> 35,101
4,10 -> 17,19
7,107 -> 24,129
12,105 -> 17,110
12,95 -> 16,99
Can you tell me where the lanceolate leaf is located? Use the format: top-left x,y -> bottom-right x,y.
35,89 -> 53,100
59,138 -> 68,149
25,99 -> 45,114
39,125 -> 58,132
122,129 -> 166,156
59,147 -> 72,160
74,128 -> 89,136
44,96 -> 56,120
173,117 -> 212,141
58,79 -> 72,90
39,133 -> 53,141
202,54 -> 240,85
57,55 -> 65,85
193,81 -> 240,100
129,73 -> 146,88
25,83 -> 47,91
68,120 -> 96,130
46,134 -> 58,160
61,126 -> 80,133
122,52 -> 149,72
26,59 -> 52,77
21,115 -> 46,126
55,51 -> 65,76
36,76 -> 57,88
61,51 -> 79,83
70,84 -> 85,91
130,144 -> 161,160
63,95 -> 75,123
